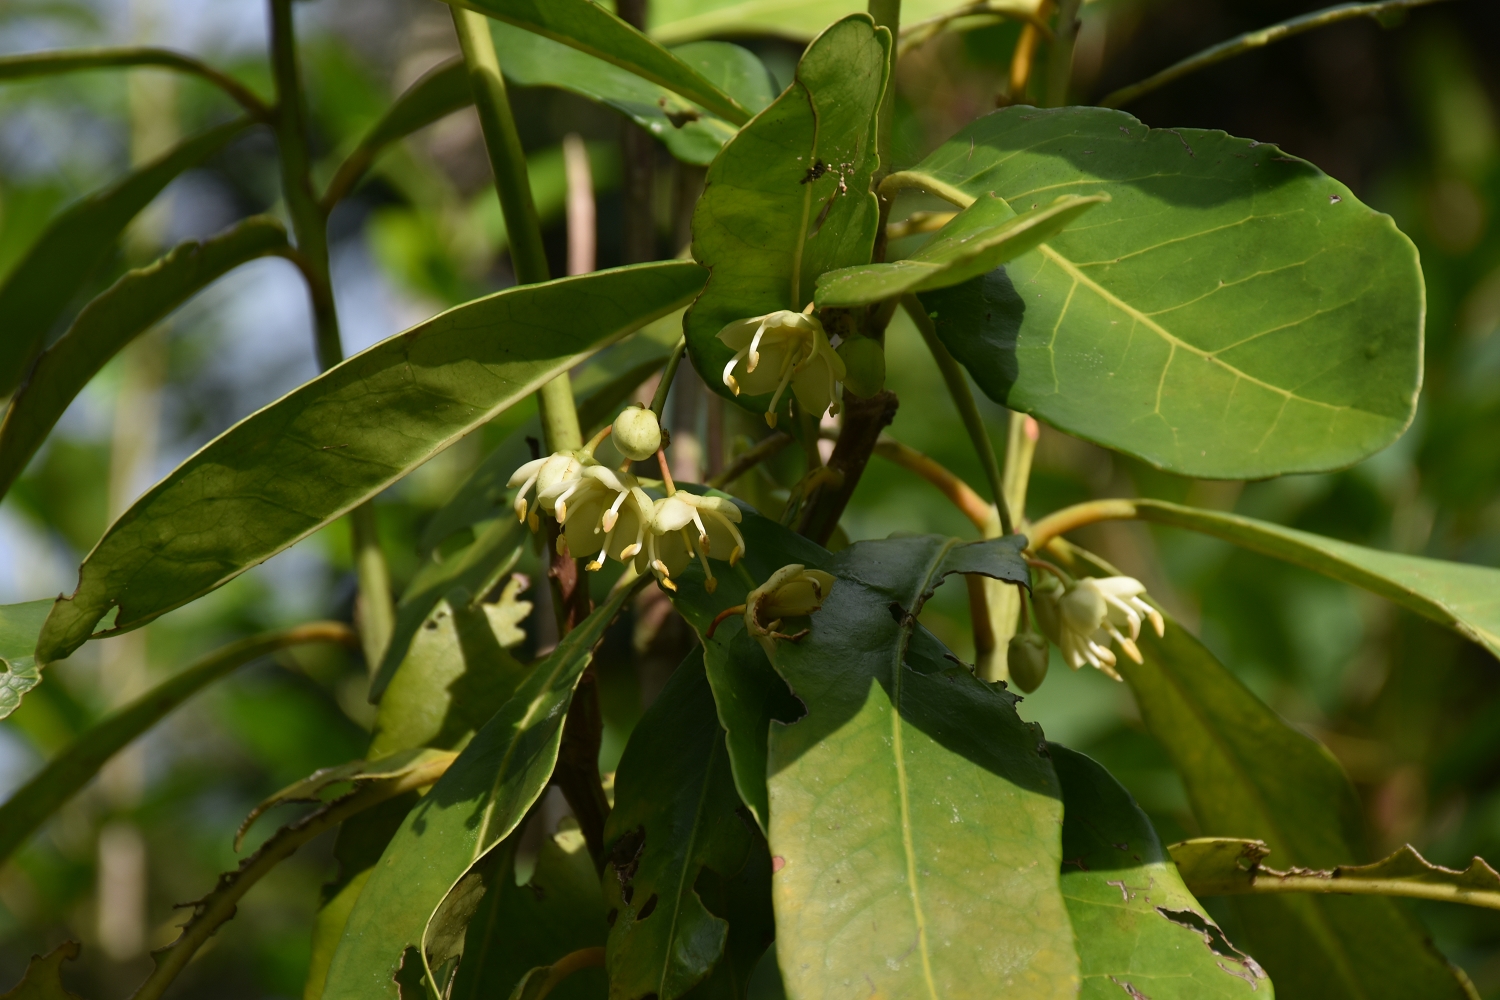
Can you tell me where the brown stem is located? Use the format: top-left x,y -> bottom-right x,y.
1025,499 -> 1139,553
706,605 -> 747,640
709,432 -> 793,489
533,947 -> 607,1000
872,436 -> 996,533
792,390 -> 899,545
554,670 -> 610,869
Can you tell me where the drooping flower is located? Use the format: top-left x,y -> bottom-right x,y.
717,308 -> 847,427
507,452 -> 587,530
1033,574 -> 1164,680
641,492 -> 745,592
542,466 -> 652,572
742,563 -> 836,658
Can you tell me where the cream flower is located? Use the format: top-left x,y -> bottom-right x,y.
543,466 -> 652,572
507,452 -> 587,530
640,493 -> 745,593
742,563 -> 835,659
717,308 -> 847,427
1035,575 -> 1164,680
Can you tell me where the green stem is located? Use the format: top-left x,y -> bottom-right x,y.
868,0 -> 901,266
0,623 -> 357,867
1001,410 -> 1037,531
902,294 -> 1010,534
269,0 -> 393,669
650,337 -> 687,418
1100,0 -> 1453,109
1043,0 -> 1082,108
451,6 -> 582,453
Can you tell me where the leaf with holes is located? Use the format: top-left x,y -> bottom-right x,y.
904,105 -> 1423,479
1052,744 -> 1272,998
0,600 -> 58,720
683,15 -> 888,416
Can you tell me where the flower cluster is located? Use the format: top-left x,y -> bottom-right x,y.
508,426 -> 745,593
1032,573 -> 1165,680
717,307 -> 846,428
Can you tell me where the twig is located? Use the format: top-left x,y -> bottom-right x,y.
899,2 -> 1053,57
708,432 -> 794,489
1100,0 -> 1454,109
1025,498 -> 1139,552
650,338 -> 688,419
871,436 -> 996,534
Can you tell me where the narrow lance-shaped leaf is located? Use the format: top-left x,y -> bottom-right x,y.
0,117 -> 251,397
648,0 -> 1041,45
492,23 -> 775,167
0,217 -> 290,501
322,579 -> 642,1000
1052,743 -> 1273,998
815,192 -> 1105,308
905,105 -> 1424,479
0,47 -> 268,117
0,600 -> 60,721
683,14 -> 889,415
1103,599 -> 1473,999
445,0 -> 750,124
36,260 -> 706,665
603,650 -> 764,1000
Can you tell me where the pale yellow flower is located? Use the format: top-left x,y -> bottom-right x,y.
1034,575 -> 1164,680
742,563 -> 836,659
640,493 -> 745,593
507,452 -> 586,530
717,309 -> 847,427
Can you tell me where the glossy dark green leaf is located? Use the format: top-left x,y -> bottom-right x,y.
650,0 -> 986,44
322,580 -> 640,1000
815,193 -> 1104,308
418,313 -> 684,554
683,15 -> 888,414
0,600 -> 58,720
1121,613 -> 1472,998
902,105 -> 1423,479
0,217 -> 289,501
1052,743 -> 1272,998
0,118 -> 250,397
493,23 -> 773,167
448,0 -> 750,124
450,831 -> 607,1000
603,649 -> 764,1000
35,261 -> 706,665
1127,498 -> 1500,663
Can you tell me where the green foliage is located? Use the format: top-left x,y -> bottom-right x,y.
0,600 -> 53,720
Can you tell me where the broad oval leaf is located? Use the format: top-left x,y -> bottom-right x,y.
650,0 -> 1044,44
323,580 -> 640,1000
1085,582 -> 1474,999
903,105 -> 1424,479
683,14 -> 889,415
1052,743 -> 1273,998
0,216 -> 289,500
35,260 -> 706,665
814,192 -> 1105,308
493,22 -> 775,167
0,118 -> 251,397
603,650 -> 767,1000
0,600 -> 69,720
449,0 -> 750,125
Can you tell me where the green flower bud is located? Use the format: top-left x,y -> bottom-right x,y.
612,405 -> 662,462
836,335 -> 885,398
1007,632 -> 1050,693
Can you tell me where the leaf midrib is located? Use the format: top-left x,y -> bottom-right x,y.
655,734 -> 725,996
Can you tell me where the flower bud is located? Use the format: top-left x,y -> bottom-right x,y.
1007,632 -> 1050,694
836,335 -> 885,398
612,405 -> 662,462
743,564 -> 835,658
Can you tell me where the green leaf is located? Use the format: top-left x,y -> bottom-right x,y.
0,118 -> 251,398
1052,743 -> 1272,998
0,940 -> 83,999
603,649 -> 765,1000
0,47 -> 267,117
903,105 -> 1424,479
683,15 -> 889,413
418,307 -> 685,555
322,580 -> 640,1000
1171,838 -> 1500,912
1117,611 -> 1473,998
815,193 -> 1104,308
323,58 -> 471,206
0,600 -> 55,721
0,624 -> 353,863
448,0 -> 750,125
35,260 -> 706,665
370,518 -> 527,702
0,217 -> 289,501
493,23 -> 773,167
650,0 -> 1018,44
369,582 -> 532,752
450,832 -> 607,1000
1126,498 -> 1500,663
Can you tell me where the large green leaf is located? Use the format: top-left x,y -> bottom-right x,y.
683,15 -> 888,414
450,830 -> 607,1000
903,105 -> 1423,479
1052,743 -> 1272,998
418,309 -> 684,555
0,118 -> 251,397
323,581 -> 639,1000
649,0 -> 1039,44
1124,498 -> 1500,663
1118,612 -> 1472,998
814,193 -> 1104,308
448,0 -> 750,124
0,217 -> 289,501
0,600 -> 65,721
493,22 -> 774,167
35,261 -> 706,665
602,649 -> 766,1000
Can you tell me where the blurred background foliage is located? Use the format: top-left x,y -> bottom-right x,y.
1,0 -> 1498,996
